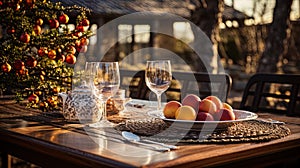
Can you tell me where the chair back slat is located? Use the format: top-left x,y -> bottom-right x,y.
239,73 -> 300,116
289,84 -> 299,115
119,70 -> 146,99
120,69 -> 232,102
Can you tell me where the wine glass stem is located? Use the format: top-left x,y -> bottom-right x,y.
102,100 -> 108,121
157,93 -> 162,111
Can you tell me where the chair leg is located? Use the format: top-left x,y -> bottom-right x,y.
1,152 -> 11,168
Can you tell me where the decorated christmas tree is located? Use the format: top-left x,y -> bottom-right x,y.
0,0 -> 93,111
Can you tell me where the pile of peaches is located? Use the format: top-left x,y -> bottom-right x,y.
163,94 -> 236,121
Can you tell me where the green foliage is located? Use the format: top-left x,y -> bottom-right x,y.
0,0 -> 94,111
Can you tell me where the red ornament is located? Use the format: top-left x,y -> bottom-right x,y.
76,25 -> 85,32
1,62 -> 12,73
49,19 -> 59,29
59,14 -> 69,24
37,47 -> 48,57
20,33 -> 30,43
28,93 -> 39,104
65,54 -> 76,64
36,18 -> 43,26
66,45 -> 76,54
55,54 -> 65,62
48,50 -> 56,59
80,37 -> 89,46
81,19 -> 90,26
14,60 -> 25,70
33,25 -> 42,35
25,56 -> 37,68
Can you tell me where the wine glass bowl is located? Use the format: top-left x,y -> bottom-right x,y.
146,69 -> 171,94
84,62 -> 98,90
94,63 -> 120,100
145,60 -> 172,111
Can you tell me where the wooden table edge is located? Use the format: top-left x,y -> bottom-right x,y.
0,129 -> 136,168
144,133 -> 300,168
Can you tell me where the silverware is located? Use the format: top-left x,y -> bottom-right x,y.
142,139 -> 179,150
122,131 -> 179,151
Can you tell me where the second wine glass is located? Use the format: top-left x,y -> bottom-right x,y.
145,60 -> 172,113
89,61 -> 120,128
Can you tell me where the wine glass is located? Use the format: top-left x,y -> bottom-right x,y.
145,60 -> 172,114
85,62 -> 98,90
89,62 -> 120,128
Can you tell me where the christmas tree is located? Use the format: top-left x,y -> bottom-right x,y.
0,0 -> 93,111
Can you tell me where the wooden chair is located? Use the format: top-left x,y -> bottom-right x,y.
119,69 -> 146,99
120,69 -> 232,102
158,71 -> 231,102
239,73 -> 300,116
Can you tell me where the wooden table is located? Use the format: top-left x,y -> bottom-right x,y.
0,98 -> 300,168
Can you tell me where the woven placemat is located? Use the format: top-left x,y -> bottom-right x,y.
115,118 -> 291,143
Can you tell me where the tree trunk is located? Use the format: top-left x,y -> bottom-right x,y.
257,0 -> 293,73
190,0 -> 224,73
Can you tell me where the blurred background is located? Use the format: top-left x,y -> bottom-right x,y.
50,0 -> 299,107
2,0 -> 298,106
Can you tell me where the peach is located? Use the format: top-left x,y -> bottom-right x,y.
196,112 -> 214,121
181,94 -> 201,112
163,101 -> 182,119
214,108 -> 235,121
205,96 -> 223,111
175,106 -> 197,120
198,99 -> 217,115
222,102 -> 233,112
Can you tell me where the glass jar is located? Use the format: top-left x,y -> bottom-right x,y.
59,85 -> 103,123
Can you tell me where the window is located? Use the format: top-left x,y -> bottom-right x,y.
173,22 -> 194,43
118,24 -> 133,43
117,24 -> 151,59
134,25 -> 150,43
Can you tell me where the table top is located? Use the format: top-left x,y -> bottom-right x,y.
0,98 -> 300,167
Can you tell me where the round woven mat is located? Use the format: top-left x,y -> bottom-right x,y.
115,118 -> 291,143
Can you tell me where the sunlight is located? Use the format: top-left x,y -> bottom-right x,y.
225,0 -> 300,23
